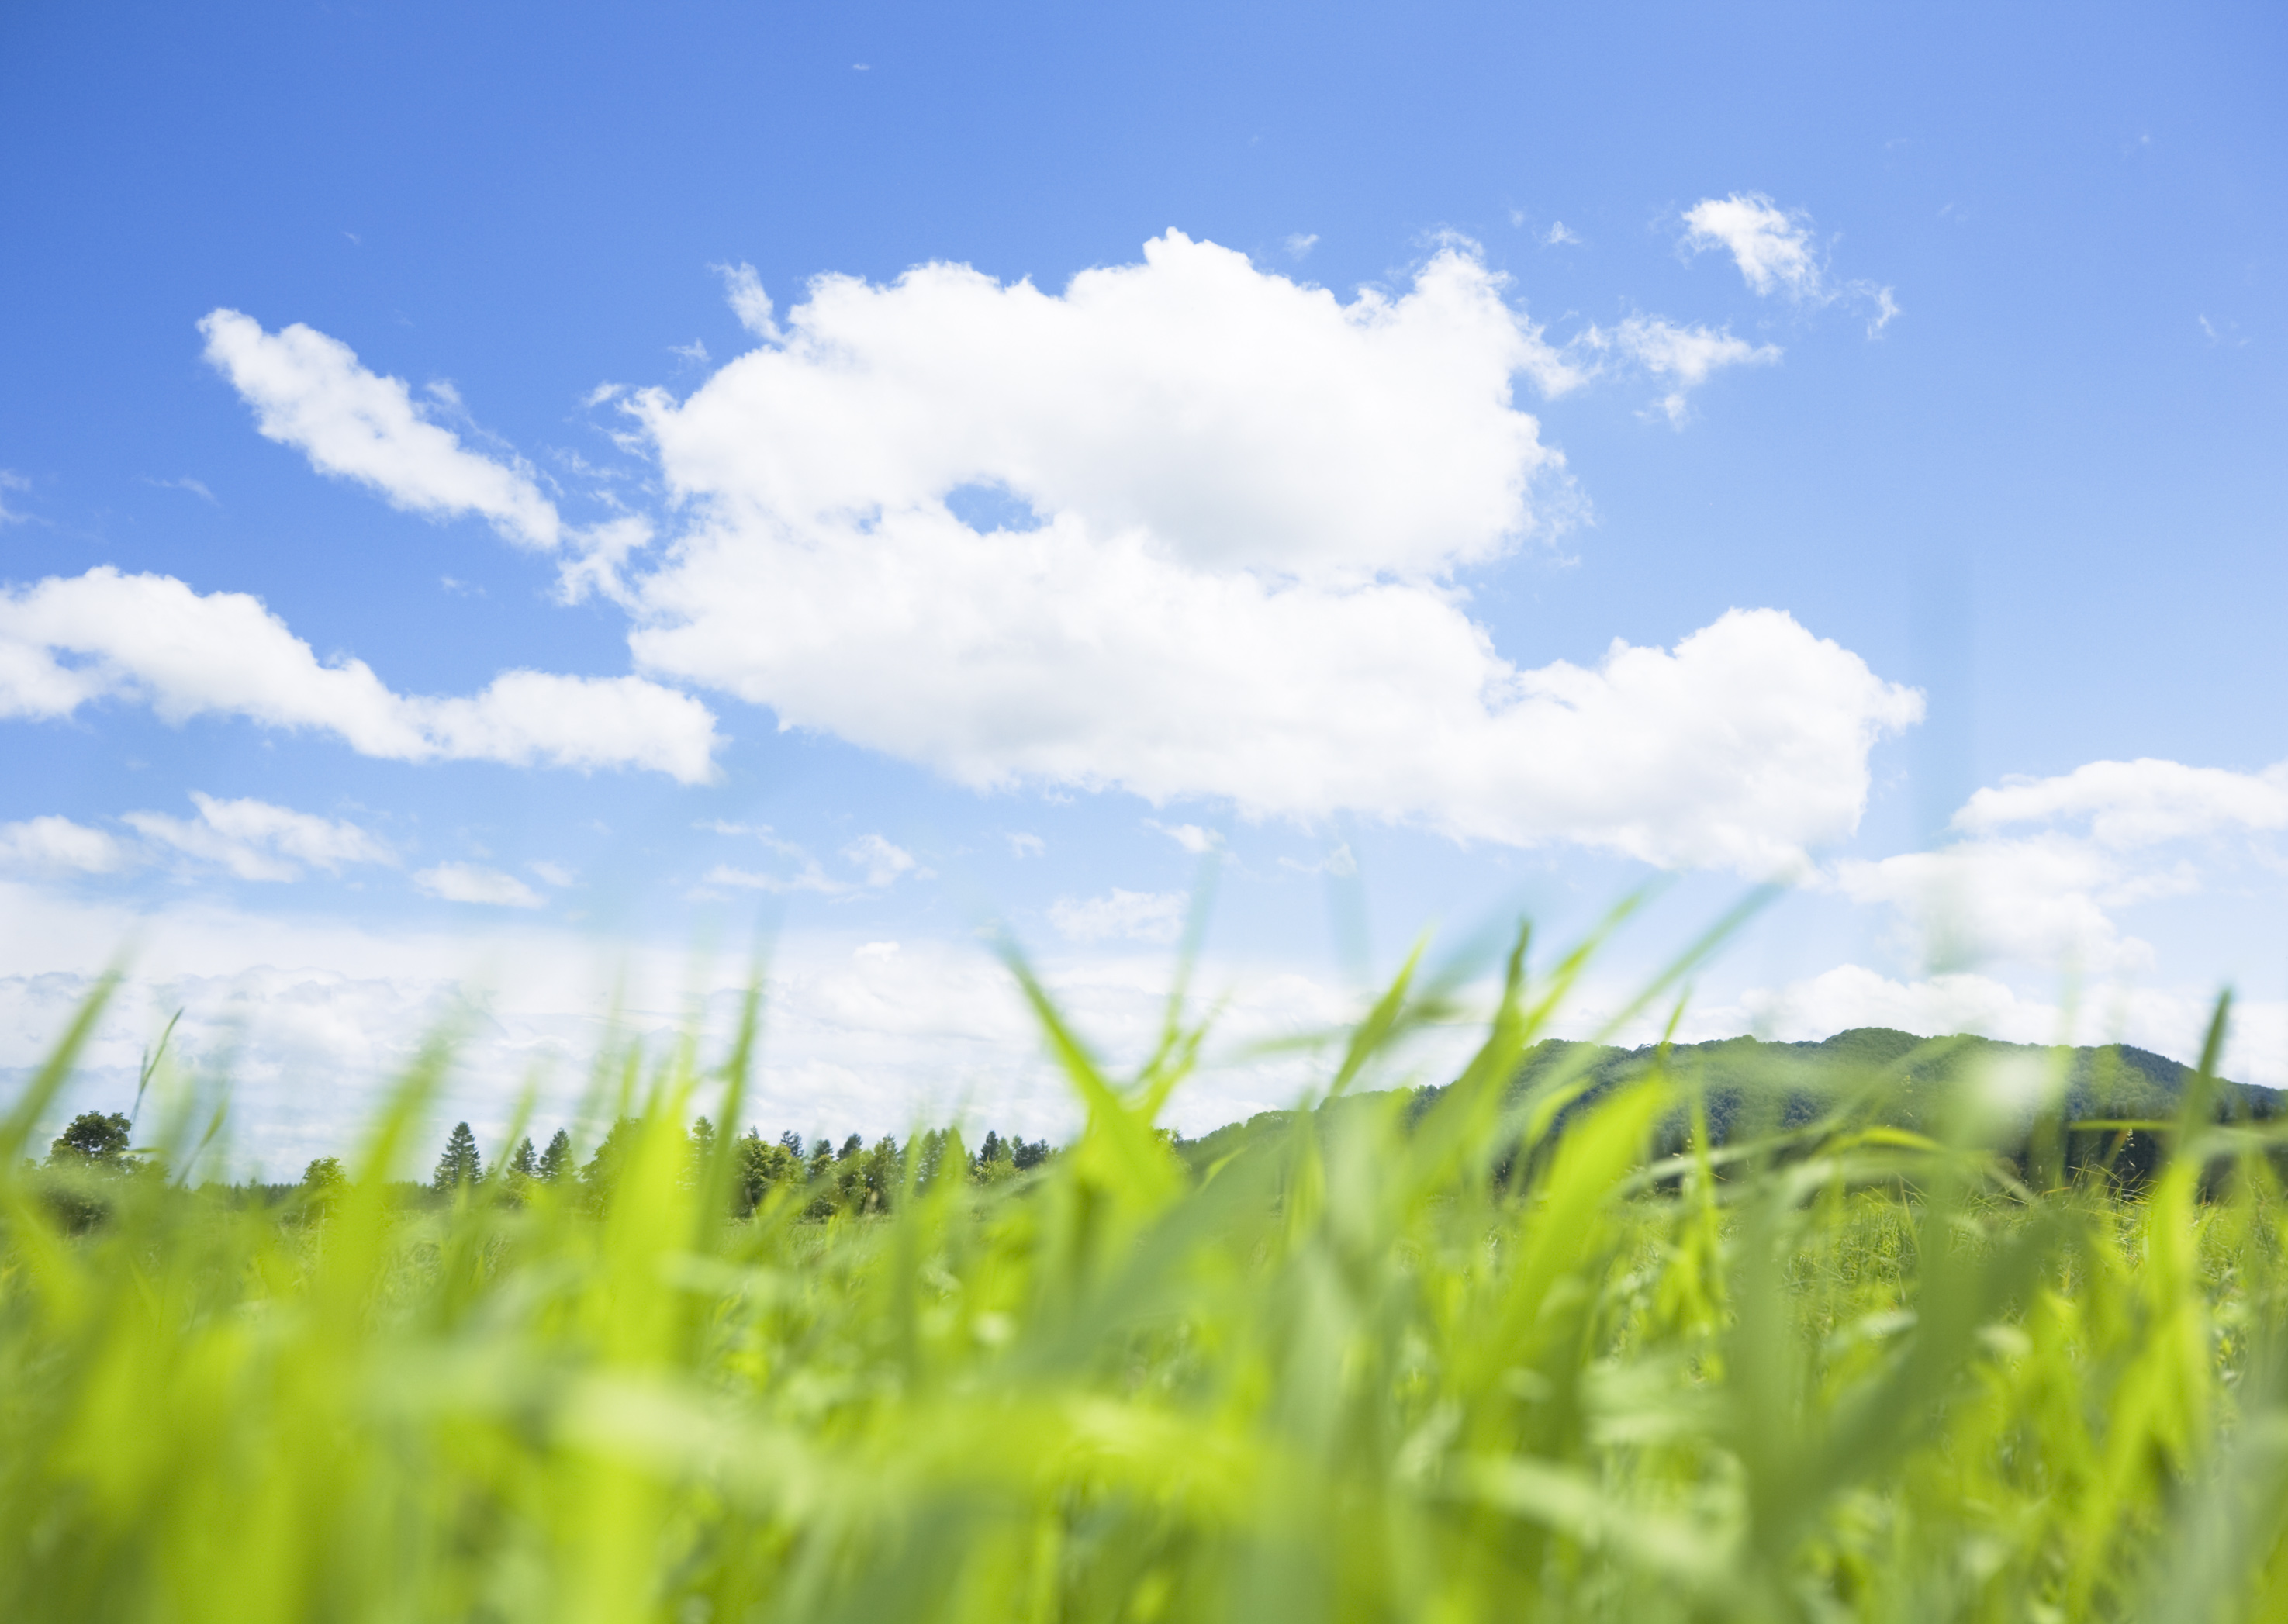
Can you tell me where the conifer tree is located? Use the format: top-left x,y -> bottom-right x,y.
431,1122 -> 482,1193
537,1129 -> 573,1182
507,1137 -> 539,1180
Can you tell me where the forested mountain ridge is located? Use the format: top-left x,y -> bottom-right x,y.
1518,1026 -> 2284,1126
1177,1027 -> 2283,1172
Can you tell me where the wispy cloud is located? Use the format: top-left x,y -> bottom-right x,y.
699,824 -> 922,896
1278,841 -> 1357,878
140,475 -> 217,504
1680,192 -> 1897,333
1049,888 -> 1187,945
125,793 -> 395,883
200,309 -> 563,548
1577,316 -> 1782,427
415,862 -> 544,907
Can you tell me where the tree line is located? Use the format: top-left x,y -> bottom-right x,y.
409,1116 -> 1056,1218
33,1107 -> 1058,1224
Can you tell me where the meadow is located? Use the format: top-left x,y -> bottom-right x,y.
6,921 -> 2288,1622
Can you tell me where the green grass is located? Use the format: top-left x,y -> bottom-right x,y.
8,929 -> 2288,1622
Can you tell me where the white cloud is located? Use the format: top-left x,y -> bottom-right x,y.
0,567 -> 721,782
1837,837 -> 2168,975
1682,193 -> 1824,299
0,470 -> 29,527
528,860 -> 576,888
199,309 -> 562,548
1283,233 -> 1319,260
414,862 -> 544,907
1954,758 -> 2288,846
1148,820 -> 1223,855
1681,193 -> 1896,330
1837,756 -> 2288,976
1582,316 -> 1781,426
1542,222 -> 1581,247
844,834 -> 919,886
1049,888 -> 1189,945
0,816 -> 129,875
125,793 -> 395,883
1007,832 -> 1045,859
617,233 -> 1916,873
655,230 -> 1585,585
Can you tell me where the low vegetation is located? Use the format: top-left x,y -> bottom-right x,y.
6,928 -> 2288,1621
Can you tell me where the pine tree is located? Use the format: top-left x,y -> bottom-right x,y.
507,1137 -> 539,1179
431,1122 -> 482,1193
537,1129 -> 573,1182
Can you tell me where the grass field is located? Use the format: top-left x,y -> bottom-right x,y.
7,924 -> 2288,1622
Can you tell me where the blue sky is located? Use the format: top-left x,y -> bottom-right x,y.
2,0 -> 2283,1164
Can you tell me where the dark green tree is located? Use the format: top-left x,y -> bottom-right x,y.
507,1137 -> 539,1179
50,1111 -> 132,1167
838,1132 -> 863,1162
537,1129 -> 573,1182
973,1130 -> 1015,1184
431,1122 -> 483,1193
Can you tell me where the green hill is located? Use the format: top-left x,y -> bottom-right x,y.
1178,1028 -> 2282,1176
1518,1026 -> 2281,1132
